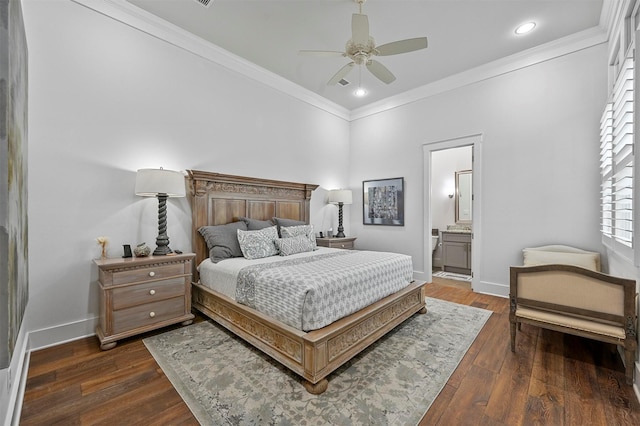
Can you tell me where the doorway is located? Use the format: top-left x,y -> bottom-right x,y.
423,134 -> 482,290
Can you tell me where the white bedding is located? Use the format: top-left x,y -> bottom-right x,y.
197,247 -> 342,299
197,247 -> 415,331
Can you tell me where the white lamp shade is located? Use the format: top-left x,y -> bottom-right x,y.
135,168 -> 186,197
328,189 -> 353,205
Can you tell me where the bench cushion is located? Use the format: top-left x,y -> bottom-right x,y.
516,307 -> 626,340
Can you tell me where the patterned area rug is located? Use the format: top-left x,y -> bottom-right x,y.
143,297 -> 491,425
433,271 -> 473,282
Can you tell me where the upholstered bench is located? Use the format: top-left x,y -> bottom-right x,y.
510,245 -> 637,384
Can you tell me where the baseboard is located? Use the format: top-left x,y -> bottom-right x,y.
413,270 -> 428,283
1,321 -> 29,426
1,316 -> 98,425
416,269 -> 508,299
473,280 -> 509,298
6,351 -> 30,426
28,316 -> 98,352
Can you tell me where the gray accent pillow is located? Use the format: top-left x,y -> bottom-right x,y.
239,216 -> 275,230
198,221 -> 248,263
275,234 -> 315,256
273,217 -> 306,236
281,224 -> 317,249
237,226 -> 279,259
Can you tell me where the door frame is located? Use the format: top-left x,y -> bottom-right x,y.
423,134 -> 482,289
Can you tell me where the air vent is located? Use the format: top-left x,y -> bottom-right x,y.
194,0 -> 212,7
338,79 -> 350,86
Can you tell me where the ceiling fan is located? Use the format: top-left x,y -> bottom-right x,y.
299,0 -> 428,86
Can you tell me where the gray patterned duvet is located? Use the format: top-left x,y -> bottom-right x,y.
235,250 -> 414,331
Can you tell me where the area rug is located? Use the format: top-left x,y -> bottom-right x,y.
433,271 -> 473,282
143,297 -> 491,425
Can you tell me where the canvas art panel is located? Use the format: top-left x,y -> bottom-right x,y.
0,0 -> 29,369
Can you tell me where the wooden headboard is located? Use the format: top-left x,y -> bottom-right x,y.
187,170 -> 319,267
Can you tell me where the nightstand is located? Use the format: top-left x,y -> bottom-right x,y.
316,236 -> 357,250
94,253 -> 195,350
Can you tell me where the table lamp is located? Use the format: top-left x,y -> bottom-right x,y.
135,167 -> 185,255
328,189 -> 352,238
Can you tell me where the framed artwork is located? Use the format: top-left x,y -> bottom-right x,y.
363,177 -> 404,226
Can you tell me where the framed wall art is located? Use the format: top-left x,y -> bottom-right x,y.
363,177 -> 404,226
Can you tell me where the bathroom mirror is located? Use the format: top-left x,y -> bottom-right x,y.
455,170 -> 472,224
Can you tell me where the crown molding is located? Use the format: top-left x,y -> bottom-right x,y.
71,0 -> 351,121
349,26 -> 607,121
72,0 -> 607,123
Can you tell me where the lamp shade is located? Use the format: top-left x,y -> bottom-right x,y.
328,189 -> 352,205
135,168 -> 186,197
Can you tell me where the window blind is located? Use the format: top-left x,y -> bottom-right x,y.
601,53 -> 634,247
600,103 -> 613,238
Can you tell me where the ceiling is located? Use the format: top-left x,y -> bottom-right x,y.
126,0 -> 605,111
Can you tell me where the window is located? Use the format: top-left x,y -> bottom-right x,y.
601,43 -> 634,256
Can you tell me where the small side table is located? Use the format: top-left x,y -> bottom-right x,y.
316,236 -> 357,250
94,253 -> 195,350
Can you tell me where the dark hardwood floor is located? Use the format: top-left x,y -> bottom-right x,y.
19,280 -> 640,425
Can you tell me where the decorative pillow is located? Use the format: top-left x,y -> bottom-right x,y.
273,217 -> 306,236
275,234 -> 315,256
239,217 -> 275,230
281,224 -> 317,249
198,221 -> 248,263
237,226 -> 279,259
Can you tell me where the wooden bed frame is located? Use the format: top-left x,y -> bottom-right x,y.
187,170 -> 426,394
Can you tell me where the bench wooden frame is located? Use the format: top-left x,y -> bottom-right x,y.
510,264 -> 637,384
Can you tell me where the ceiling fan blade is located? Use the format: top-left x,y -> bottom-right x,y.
366,60 -> 396,84
299,50 -> 345,57
327,62 -> 355,85
376,37 -> 428,56
352,13 -> 369,45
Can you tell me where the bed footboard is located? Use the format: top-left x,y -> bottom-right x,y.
192,281 -> 426,393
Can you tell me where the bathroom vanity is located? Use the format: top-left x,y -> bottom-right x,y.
442,231 -> 472,275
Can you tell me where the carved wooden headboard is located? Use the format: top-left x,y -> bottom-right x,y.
186,170 -> 319,268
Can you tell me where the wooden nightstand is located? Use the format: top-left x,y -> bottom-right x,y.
94,253 -> 195,350
316,236 -> 357,250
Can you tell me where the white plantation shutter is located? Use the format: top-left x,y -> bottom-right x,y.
600,103 -> 613,238
601,53 -> 634,248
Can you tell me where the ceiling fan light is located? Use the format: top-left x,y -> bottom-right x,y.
515,22 -> 536,35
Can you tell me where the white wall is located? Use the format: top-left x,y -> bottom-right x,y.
349,43 -> 608,294
20,0 -> 350,339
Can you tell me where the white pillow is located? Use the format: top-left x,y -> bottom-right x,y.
281,224 -> 317,249
237,226 -> 279,260
275,235 -> 315,256
523,246 -> 600,271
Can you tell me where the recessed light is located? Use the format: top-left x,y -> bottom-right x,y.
355,88 -> 367,97
515,22 -> 536,35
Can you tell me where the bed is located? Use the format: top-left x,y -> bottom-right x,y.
187,170 -> 426,394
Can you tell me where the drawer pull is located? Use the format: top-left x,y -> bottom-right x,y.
149,289 -> 156,295
341,244 -> 345,248
149,271 -> 156,277
149,312 -> 156,318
